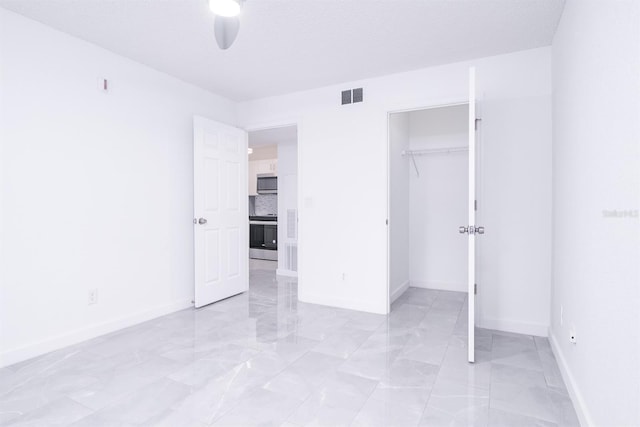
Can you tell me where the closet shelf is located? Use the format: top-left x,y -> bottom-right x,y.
401,146 -> 469,156
402,146 -> 469,177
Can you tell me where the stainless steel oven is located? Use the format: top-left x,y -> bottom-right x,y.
249,217 -> 277,260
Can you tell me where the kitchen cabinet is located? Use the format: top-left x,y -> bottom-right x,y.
256,159 -> 278,174
248,158 -> 278,195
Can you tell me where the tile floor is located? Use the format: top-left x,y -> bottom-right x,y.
1,262 -> 579,426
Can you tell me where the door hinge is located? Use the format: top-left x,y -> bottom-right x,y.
474,283 -> 477,295
474,200 -> 477,211
386,219 -> 389,225
475,118 -> 481,131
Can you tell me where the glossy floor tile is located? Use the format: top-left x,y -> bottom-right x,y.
1,262 -> 579,426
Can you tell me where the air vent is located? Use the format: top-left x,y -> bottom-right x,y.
285,243 -> 298,272
352,88 -> 363,103
341,90 -> 352,105
287,209 -> 297,239
341,88 -> 364,105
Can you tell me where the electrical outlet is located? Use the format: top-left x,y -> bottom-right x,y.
88,289 -> 98,305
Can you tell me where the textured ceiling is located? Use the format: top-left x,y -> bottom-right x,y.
0,0 -> 565,101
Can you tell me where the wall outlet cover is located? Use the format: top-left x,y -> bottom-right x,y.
88,289 -> 98,305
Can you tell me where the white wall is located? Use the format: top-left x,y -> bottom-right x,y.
239,47 -> 552,330
0,9 -> 237,367
408,106 -> 468,292
476,56 -> 552,336
388,113 -> 410,303
277,138 -> 298,276
550,1 -> 640,426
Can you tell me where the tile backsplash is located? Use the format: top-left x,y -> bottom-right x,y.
254,194 -> 278,216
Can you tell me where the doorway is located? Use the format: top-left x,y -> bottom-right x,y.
247,125 -> 299,276
387,91 -> 481,363
388,103 -> 469,304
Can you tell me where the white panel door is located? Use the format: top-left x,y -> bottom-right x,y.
467,67 -> 481,363
194,116 -> 248,308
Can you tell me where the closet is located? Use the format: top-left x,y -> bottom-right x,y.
388,104 -> 470,305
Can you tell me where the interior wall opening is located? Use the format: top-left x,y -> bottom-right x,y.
247,125 -> 299,277
388,103 -> 469,312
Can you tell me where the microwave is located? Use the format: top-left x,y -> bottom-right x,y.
257,175 -> 277,194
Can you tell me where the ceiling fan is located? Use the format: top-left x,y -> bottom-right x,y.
209,0 -> 244,50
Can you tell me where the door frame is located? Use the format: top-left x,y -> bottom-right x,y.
243,117 -> 303,282
386,97 -> 469,314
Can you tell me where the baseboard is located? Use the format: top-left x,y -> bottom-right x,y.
276,268 -> 298,278
478,316 -> 548,337
0,299 -> 193,368
549,329 -> 592,427
299,291 -> 387,315
410,280 -> 466,293
390,280 -> 410,304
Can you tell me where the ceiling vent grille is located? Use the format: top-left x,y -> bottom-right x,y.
352,88 -> 363,103
341,88 -> 363,105
341,90 -> 352,105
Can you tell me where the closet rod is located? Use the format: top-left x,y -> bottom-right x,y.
401,146 -> 469,156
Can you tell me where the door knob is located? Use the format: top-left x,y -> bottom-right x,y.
460,225 -> 485,235
198,218 -> 207,225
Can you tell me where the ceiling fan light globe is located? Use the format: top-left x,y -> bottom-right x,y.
209,0 -> 241,17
